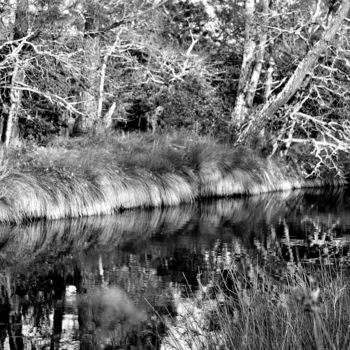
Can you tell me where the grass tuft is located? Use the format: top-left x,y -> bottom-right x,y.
0,132 -> 344,223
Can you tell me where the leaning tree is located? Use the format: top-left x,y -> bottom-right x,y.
229,0 -> 350,176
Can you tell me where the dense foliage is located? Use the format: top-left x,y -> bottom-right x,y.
0,0 -> 350,177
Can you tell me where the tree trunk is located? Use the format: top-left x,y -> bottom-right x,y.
5,62 -> 23,147
231,0 -> 256,127
75,36 -> 100,134
264,56 -> 275,102
96,34 -> 120,132
74,5 -> 101,135
245,0 -> 269,108
1,0 -> 28,147
238,0 -> 350,142
260,0 -> 350,118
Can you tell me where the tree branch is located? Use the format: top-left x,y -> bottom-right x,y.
260,0 -> 350,118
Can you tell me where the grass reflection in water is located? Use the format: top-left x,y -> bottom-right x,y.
0,189 -> 349,349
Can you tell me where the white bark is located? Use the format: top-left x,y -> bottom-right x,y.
264,56 -> 275,102
246,0 -> 269,108
75,35 -> 100,133
5,62 -> 23,147
2,0 -> 28,146
97,32 -> 121,125
104,102 -> 116,130
260,0 -> 350,118
231,0 -> 256,126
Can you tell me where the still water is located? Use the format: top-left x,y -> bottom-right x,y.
0,188 -> 349,349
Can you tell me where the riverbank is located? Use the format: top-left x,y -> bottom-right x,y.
0,132 -> 345,223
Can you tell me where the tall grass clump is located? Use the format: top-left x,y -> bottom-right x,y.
161,262 -> 350,350
0,131 -> 344,222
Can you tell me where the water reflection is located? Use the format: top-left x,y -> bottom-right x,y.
0,188 -> 349,349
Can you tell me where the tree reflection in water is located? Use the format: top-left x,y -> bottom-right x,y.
0,188 -> 348,349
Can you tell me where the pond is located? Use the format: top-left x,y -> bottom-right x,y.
0,187 -> 349,349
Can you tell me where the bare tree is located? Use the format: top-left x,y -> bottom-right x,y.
229,0 -> 350,176
231,0 -> 265,126
0,0 -> 29,146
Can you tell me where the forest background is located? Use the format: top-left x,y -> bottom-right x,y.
1,0 -> 350,178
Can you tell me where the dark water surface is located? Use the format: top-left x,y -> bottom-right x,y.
0,188 -> 349,349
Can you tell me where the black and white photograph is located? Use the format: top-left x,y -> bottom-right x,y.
0,0 -> 349,348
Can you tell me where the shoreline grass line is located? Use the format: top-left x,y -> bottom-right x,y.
0,132 -> 345,223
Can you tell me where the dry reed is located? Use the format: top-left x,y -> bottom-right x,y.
161,262 -> 350,350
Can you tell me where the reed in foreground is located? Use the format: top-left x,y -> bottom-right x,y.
161,262 -> 350,350
0,132 -> 344,222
